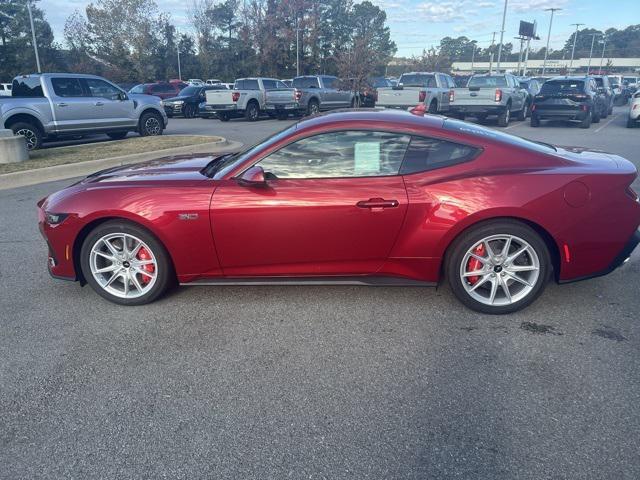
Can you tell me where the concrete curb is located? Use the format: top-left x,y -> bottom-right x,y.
0,137 -> 244,191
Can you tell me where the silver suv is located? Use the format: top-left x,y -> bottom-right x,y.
1,73 -> 168,149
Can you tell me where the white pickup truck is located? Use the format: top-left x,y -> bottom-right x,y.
376,72 -> 455,113
204,77 -> 291,121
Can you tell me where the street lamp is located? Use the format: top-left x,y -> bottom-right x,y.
586,33 -> 599,75
542,8 -> 561,76
0,2 -> 41,73
496,0 -> 508,72
569,23 -> 584,72
599,34 -> 608,71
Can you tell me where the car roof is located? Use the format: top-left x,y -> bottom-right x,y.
16,73 -> 110,80
294,109 -> 445,132
547,76 -> 590,81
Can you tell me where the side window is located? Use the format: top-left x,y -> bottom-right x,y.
245,80 -> 259,90
400,136 -> 480,174
11,77 -> 44,97
262,79 -> 277,89
276,81 -> 288,89
257,130 -> 411,179
85,78 -> 121,99
130,84 -> 144,94
51,77 -> 86,97
323,77 -> 338,89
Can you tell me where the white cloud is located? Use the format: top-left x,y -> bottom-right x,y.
415,2 -> 464,22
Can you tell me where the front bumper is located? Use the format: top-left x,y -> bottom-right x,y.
38,206 -> 79,281
163,104 -> 184,116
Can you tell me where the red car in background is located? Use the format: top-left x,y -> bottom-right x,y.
38,110 -> 640,314
128,82 -> 186,99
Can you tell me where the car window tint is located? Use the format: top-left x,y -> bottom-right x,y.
51,77 -> 85,97
400,74 -> 435,87
244,79 -> 259,90
540,80 -> 584,94
85,78 -> 121,99
293,77 -> 320,89
276,81 -> 288,89
11,77 -> 43,97
257,131 -> 411,179
262,79 -> 277,89
468,76 -> 508,88
400,136 -> 480,174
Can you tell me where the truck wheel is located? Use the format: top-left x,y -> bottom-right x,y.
497,106 -> 510,127
517,102 -> 528,121
10,121 -> 43,150
107,132 -> 128,140
307,99 -> 320,116
245,101 -> 260,121
218,113 -> 230,122
139,111 -> 163,136
579,111 -> 592,129
592,109 -> 600,123
627,117 -> 636,128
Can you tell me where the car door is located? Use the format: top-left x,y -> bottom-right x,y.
49,76 -> 96,132
210,130 -> 411,277
83,77 -> 137,129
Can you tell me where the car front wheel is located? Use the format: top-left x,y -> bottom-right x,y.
139,111 -> 164,136
80,221 -> 174,305
446,220 -> 551,314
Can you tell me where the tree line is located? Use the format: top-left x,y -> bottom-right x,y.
0,0 -> 395,84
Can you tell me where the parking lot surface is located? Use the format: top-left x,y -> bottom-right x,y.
1,108 -> 639,479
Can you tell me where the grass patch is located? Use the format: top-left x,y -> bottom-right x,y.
0,135 -> 221,174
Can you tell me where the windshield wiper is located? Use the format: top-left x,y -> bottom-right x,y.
202,153 -> 237,177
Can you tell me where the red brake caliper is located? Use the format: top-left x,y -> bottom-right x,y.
137,247 -> 155,284
466,243 -> 485,285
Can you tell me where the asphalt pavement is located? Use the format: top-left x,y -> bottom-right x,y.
1,107 -> 639,479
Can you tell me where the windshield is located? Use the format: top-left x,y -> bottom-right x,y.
400,74 -> 434,87
208,124 -> 298,179
443,118 -> 556,153
129,84 -> 144,94
540,80 -> 584,94
179,86 -> 199,96
468,76 -> 508,87
371,77 -> 391,88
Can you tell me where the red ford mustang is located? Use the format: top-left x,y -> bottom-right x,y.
38,110 -> 640,314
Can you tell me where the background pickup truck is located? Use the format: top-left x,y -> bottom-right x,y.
265,75 -> 354,117
1,73 -> 167,150
204,78 -> 291,121
376,72 -> 455,113
449,74 -> 528,126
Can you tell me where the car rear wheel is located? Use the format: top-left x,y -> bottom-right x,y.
218,112 -> 230,122
10,121 -> 43,150
245,101 -> 260,121
517,102 -> 528,121
579,111 -> 592,129
139,111 -> 163,136
628,117 -> 637,128
497,106 -> 510,127
592,109 -> 601,123
307,99 -> 320,116
80,221 -> 174,306
446,220 -> 551,314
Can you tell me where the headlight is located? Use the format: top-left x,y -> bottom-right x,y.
174,100 -> 184,105
45,212 -> 69,225
160,100 -> 165,106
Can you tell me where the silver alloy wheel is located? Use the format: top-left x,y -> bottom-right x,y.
15,128 -> 37,150
144,116 -> 162,135
460,234 -> 540,307
309,102 -> 319,114
89,233 -> 158,299
504,108 -> 510,122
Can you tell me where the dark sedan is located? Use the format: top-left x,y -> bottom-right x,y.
162,85 -> 228,118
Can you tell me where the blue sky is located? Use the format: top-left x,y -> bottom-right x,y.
43,0 -> 639,58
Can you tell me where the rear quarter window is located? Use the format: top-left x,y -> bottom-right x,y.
11,77 -> 44,97
400,136 -> 480,174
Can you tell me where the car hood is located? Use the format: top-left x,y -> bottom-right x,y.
128,93 -> 163,104
81,154 -> 228,184
163,95 -> 190,102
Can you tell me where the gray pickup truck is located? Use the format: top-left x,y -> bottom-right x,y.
448,73 -> 528,126
265,75 -> 354,117
0,73 -> 167,149
376,72 -> 455,113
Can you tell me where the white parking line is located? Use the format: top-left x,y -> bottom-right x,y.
594,114 -> 618,133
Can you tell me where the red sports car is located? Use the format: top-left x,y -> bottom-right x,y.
38,110 -> 640,314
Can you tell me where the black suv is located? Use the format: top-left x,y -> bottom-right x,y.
530,76 -> 607,128
162,85 -> 226,118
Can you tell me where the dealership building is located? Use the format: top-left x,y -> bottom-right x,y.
451,57 -> 640,75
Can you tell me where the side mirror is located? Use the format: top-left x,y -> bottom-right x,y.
237,165 -> 267,187
117,92 -> 128,101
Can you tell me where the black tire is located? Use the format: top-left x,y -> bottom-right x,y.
218,112 -> 230,122
107,131 -> 128,140
608,104 -> 614,115
445,220 -> 551,314
579,111 -> 592,129
10,121 -> 43,150
530,114 -> 540,127
516,102 -> 528,121
184,104 -> 197,118
80,220 -> 174,306
497,105 -> 511,127
139,110 -> 164,136
307,99 -> 320,116
592,109 -> 600,123
628,117 -> 637,128
245,101 -> 260,121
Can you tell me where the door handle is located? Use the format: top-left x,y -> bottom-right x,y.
94,101 -> 104,106
57,102 -> 68,107
356,198 -> 399,209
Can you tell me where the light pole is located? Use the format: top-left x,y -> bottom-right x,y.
489,31 -> 496,73
175,30 -> 182,80
470,45 -> 476,73
542,8 -> 561,76
586,33 -> 598,75
496,0 -> 508,72
569,23 -> 584,72
1,3 -> 41,73
296,28 -> 300,77
515,36 -> 525,75
599,34 -> 607,71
